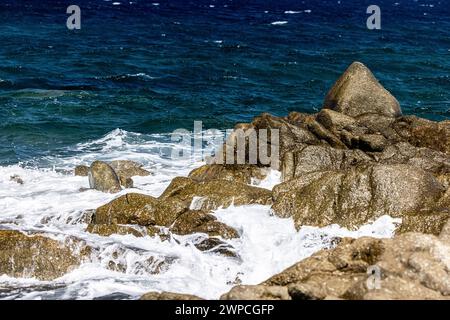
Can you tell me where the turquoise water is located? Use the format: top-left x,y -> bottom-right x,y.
0,0 -> 449,165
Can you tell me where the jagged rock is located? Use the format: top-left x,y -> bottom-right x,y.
316,109 -> 356,132
88,161 -> 122,193
74,165 -> 90,176
86,224 -> 150,237
9,175 -> 24,185
220,285 -> 290,300
392,116 -> 450,154
397,212 -> 450,235
92,193 -> 160,226
193,237 -> 238,258
272,164 -> 446,230
159,177 -> 273,211
0,230 -> 90,281
88,192 -> 239,241
171,210 -> 239,239
280,145 -> 372,181
140,292 -> 203,300
440,219 -> 450,242
261,233 -> 450,300
323,61 -> 401,118
109,160 -> 151,186
188,164 -> 268,184
358,134 -> 387,152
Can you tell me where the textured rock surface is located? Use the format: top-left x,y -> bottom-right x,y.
0,230 -> 90,281
273,164 -> 446,230
323,61 -> 401,118
160,177 -> 273,210
220,285 -> 291,300
140,292 -> 204,300
88,161 -> 122,193
231,232 -> 450,300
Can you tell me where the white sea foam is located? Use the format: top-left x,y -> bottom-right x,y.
0,129 -> 400,299
270,21 -> 288,25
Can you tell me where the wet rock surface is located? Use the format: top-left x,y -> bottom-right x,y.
0,230 -> 90,281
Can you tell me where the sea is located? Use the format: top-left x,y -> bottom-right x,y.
0,0 -> 447,299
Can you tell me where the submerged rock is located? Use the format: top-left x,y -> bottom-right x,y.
88,161 -> 122,193
10,175 -> 24,185
323,61 -> 401,118
0,230 -> 90,281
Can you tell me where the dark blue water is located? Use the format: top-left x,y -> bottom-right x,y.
1,0 -> 449,165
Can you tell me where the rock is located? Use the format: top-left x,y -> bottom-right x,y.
188,164 -> 268,185
316,109 -> 356,131
323,61 -> 401,118
440,219 -> 450,243
0,230 -> 90,281
193,237 -> 238,258
272,164 -> 445,230
358,134 -> 388,152
263,233 -> 450,300
392,116 -> 450,154
140,292 -> 203,300
88,192 -> 239,241
220,285 -> 291,300
74,165 -> 90,176
397,212 -> 450,236
280,145 -> 372,181
10,175 -> 24,185
88,161 -> 122,193
159,177 -> 273,211
92,193 -> 160,226
171,210 -> 239,239
86,224 -> 149,237
109,160 -> 150,187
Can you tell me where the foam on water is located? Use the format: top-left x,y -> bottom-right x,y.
0,129 -> 401,300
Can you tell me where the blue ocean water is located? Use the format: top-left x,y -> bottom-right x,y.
0,0 -> 449,166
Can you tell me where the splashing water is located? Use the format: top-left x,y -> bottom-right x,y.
0,129 -> 400,300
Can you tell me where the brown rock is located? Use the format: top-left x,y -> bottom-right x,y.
0,230 -> 90,281
272,164 -> 445,230
140,292 -> 203,300
188,164 -> 268,185
74,165 -> 90,176
323,61 -> 401,118
88,161 -> 122,193
220,285 -> 290,300
171,210 -> 239,239
159,177 -> 273,211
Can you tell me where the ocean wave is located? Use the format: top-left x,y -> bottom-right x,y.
270,21 -> 288,25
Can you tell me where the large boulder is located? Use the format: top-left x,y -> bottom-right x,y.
323,61 -> 401,118
272,164 -> 446,230
188,164 -> 268,185
251,232 -> 450,300
0,230 -> 90,281
88,161 -> 122,193
87,192 -> 239,241
159,177 -> 273,211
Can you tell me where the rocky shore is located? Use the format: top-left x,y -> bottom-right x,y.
1,62 -> 449,299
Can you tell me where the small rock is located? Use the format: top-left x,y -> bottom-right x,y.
74,165 -> 90,176
88,161 -> 122,193
10,175 -> 24,185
